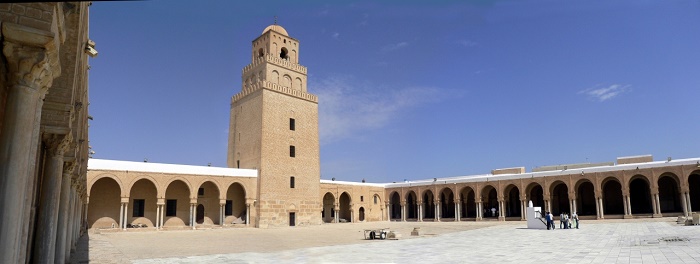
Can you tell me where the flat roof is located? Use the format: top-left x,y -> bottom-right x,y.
320,179 -> 386,188
384,157 -> 700,188
88,159 -> 258,178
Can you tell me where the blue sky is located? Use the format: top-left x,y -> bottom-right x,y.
88,0 -> 700,183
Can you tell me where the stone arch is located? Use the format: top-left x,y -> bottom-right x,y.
291,49 -> 297,63
439,187 -> 455,219
629,175 -> 653,214
162,177 -> 193,199
127,178 -> 157,227
127,174 -> 160,197
481,185 -> 498,218
271,70 -> 279,84
459,186 -> 476,219
88,177 -> 121,228
163,179 -> 191,227
339,192 -> 352,222
689,170 -> 700,213
601,177 -> 624,215
196,180 -> 221,225
280,47 -> 289,59
405,190 -> 418,219
283,74 -> 292,88
258,48 -> 264,58
504,184 -> 521,218
373,194 -> 381,206
525,182 -> 544,209
389,191 -> 401,220
550,181 -> 569,215
224,182 -> 246,224
88,173 -> 125,198
322,192 -> 335,223
658,173 -> 682,213
574,179 -> 596,216
293,77 -> 302,91
422,189 -> 436,220
272,42 -> 277,57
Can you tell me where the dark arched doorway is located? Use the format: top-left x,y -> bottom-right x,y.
339,192 -> 351,222
482,186 -> 498,218
658,175 -> 682,213
359,207 -> 365,221
406,191 -> 417,220
551,182 -> 569,215
576,181 -> 596,216
460,187 -> 475,219
423,190 -> 435,220
602,179 -> 624,215
196,204 -> 205,224
690,172 -> 700,213
390,192 -> 401,220
527,184 -> 544,209
322,192 -> 335,223
505,185 -> 521,218
629,177 -> 652,214
440,188 -> 455,219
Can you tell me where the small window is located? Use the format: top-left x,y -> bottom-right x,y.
290,145 -> 295,157
225,200 -> 233,216
198,187 -> 204,196
374,195 -> 378,204
258,48 -> 264,57
289,118 -> 295,131
289,212 -> 296,226
360,196 -> 364,202
166,199 -> 177,217
280,47 -> 288,60
290,176 -> 295,188
236,160 -> 240,168
132,199 -> 145,217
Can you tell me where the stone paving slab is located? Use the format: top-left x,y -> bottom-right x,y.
71,219 -> 700,264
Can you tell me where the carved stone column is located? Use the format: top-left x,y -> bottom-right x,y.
0,23 -> 60,262
55,162 -> 76,263
32,134 -> 71,263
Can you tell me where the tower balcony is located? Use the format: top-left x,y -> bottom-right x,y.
242,54 -> 308,75
232,81 -> 318,104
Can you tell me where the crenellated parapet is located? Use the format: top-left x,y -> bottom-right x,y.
232,80 -> 317,104
242,54 -> 308,75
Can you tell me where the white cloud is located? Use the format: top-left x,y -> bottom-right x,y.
579,84 -> 631,102
332,32 -> 340,40
381,41 -> 409,52
312,76 -> 446,144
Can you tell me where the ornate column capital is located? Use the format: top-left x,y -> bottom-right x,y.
2,22 -> 61,95
43,133 -> 72,157
62,161 -> 76,176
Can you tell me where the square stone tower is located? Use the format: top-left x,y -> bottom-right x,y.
228,24 -> 321,228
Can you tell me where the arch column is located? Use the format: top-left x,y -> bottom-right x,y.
385,203 -> 390,222
476,199 -> 483,221
686,192 -> 693,215
55,162 -> 76,263
498,199 -> 505,221
520,197 -> 527,221
219,200 -> 226,226
455,198 -> 461,221
32,134 -> 71,263
0,28 -> 61,263
190,202 -> 197,229
334,205 -> 340,223
680,191 -> 689,217
401,202 -> 407,222
157,198 -> 165,229
651,189 -> 662,217
544,199 -> 551,213
417,201 -> 423,222
435,199 -> 441,222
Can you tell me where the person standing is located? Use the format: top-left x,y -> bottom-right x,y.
560,212 -> 565,229
572,211 -> 579,229
545,211 -> 551,230
549,212 -> 555,229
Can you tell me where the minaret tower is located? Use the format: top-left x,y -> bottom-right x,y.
228,24 -> 321,227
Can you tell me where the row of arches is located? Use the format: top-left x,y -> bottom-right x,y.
388,171 -> 700,221
321,192 -> 383,223
88,176 -> 248,229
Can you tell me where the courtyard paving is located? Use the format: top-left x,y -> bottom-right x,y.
70,218 -> 700,263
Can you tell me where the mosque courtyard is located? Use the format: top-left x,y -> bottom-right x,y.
69,217 -> 700,263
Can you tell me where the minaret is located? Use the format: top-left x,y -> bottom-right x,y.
228,24 -> 321,227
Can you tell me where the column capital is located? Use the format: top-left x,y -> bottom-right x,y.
43,133 -> 72,157
62,161 -> 76,176
2,22 -> 61,95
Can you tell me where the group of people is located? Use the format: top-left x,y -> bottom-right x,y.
543,211 -> 579,230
